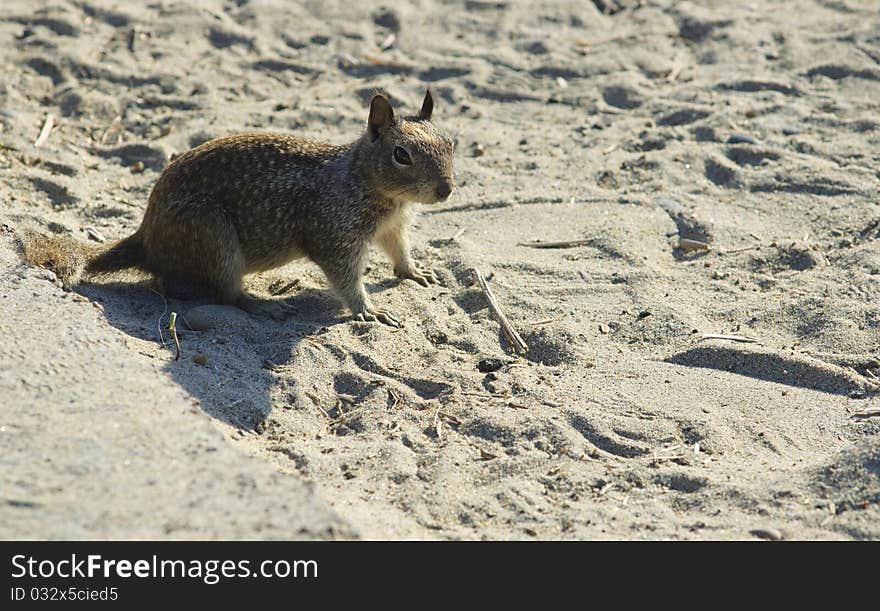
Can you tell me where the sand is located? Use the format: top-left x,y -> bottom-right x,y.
1,0 -> 879,540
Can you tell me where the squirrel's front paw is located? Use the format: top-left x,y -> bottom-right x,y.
355,308 -> 402,328
398,266 -> 439,287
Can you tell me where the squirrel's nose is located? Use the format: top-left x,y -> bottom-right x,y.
436,180 -> 453,200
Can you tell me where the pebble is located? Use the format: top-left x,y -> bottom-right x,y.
654,196 -> 683,213
184,305 -> 254,334
373,8 -> 401,32
84,226 -> 106,243
750,528 -> 783,541
727,133 -> 759,145
477,358 -> 504,373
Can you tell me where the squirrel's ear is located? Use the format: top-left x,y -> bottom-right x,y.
368,94 -> 394,141
419,88 -> 434,121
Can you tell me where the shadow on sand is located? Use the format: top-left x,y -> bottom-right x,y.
74,278 -> 358,432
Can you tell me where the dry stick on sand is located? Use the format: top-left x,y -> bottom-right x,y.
667,51 -> 687,82
518,239 -> 593,249
472,268 -> 529,354
851,406 -> 880,418
722,245 -> 761,255
33,114 -> 55,147
270,278 -> 300,296
433,409 -> 443,442
699,333 -> 758,343
168,311 -> 181,361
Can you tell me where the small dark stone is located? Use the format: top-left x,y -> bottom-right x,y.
782,126 -> 800,136
693,126 -> 717,142
658,108 -> 710,126
637,310 -> 652,320
477,358 -> 504,373
727,132 -> 759,145
46,221 -> 69,235
596,169 -> 619,189
602,85 -> 643,110
373,8 -> 401,32
525,41 -> 549,55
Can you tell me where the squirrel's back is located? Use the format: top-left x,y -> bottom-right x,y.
150,133 -> 349,210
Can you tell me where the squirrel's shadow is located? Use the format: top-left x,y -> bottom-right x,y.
75,280 -> 346,432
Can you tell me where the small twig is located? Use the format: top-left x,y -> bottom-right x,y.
850,406 -> 880,418
530,316 -> 565,326
363,54 -> 412,71
518,239 -> 592,249
723,245 -> 760,254
270,278 -> 300,296
168,311 -> 181,361
149,287 -> 169,350
699,333 -> 758,343
433,409 -> 443,442
450,227 -> 467,240
477,447 -> 498,461
305,392 -> 332,421
473,268 -> 528,354
457,390 -> 510,400
34,114 -> 55,147
666,52 -> 687,82
596,482 -> 615,496
437,411 -> 462,426
386,388 -> 402,410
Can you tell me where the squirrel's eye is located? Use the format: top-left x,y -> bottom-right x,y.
393,146 -> 412,166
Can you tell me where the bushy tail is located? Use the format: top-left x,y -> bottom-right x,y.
21,230 -> 145,287
84,232 -> 145,276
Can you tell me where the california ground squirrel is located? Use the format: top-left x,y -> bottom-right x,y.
24,90 -> 454,327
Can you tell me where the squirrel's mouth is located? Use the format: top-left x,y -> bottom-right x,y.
391,182 -> 453,204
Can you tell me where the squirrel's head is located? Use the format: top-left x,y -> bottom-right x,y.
364,89 -> 454,204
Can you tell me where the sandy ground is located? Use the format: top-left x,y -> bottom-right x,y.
1,0 -> 879,540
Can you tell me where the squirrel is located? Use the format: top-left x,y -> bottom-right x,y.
22,89 -> 454,327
